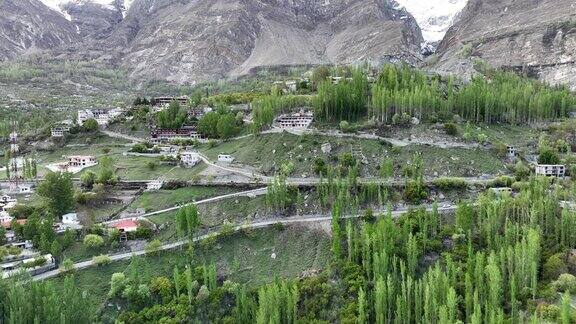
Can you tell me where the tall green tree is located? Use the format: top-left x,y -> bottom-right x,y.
37,171 -> 75,218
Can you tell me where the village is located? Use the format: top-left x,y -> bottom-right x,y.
1,80 -> 573,280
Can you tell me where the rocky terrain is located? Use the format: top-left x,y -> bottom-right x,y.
0,0 -> 424,84
106,0 -> 424,83
435,0 -> 576,89
0,0 -> 79,60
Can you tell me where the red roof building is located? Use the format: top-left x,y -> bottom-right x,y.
109,219 -> 139,233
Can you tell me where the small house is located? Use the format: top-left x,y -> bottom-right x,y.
218,154 -> 234,163
146,180 -> 164,191
61,213 -> 79,224
490,187 -> 512,196
67,155 -> 97,167
51,128 -> 65,138
286,80 -> 298,93
181,151 -> 201,167
506,146 -> 517,158
110,219 -> 139,233
535,164 -> 566,178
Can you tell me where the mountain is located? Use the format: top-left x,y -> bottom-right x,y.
105,0 -> 424,84
435,0 -> 576,89
393,0 -> 468,50
0,0 -> 80,61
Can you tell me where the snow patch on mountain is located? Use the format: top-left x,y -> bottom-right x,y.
394,0 -> 468,44
41,0 -> 131,18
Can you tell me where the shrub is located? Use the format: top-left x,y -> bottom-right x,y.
432,177 -> 468,190
543,253 -> 568,281
552,273 -> 576,294
83,234 -> 104,249
60,258 -> 75,273
539,147 -> 561,165
93,254 -> 112,266
444,123 -> 458,136
145,239 -> 162,255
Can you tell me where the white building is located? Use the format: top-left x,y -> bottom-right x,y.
274,111 -> 314,130
62,213 -> 78,224
77,109 -> 123,126
51,128 -> 65,138
218,154 -> 234,163
490,187 -> 512,196
68,155 -> 97,167
506,146 -> 517,158
17,184 -> 32,194
146,180 -> 164,191
181,151 -> 201,167
535,164 -> 566,178
286,80 -> 298,93
321,143 -> 332,154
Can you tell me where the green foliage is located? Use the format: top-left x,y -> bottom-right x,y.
538,147 -> 561,165
0,276 -> 94,323
83,234 -> 104,249
370,64 -> 575,124
315,70 -> 368,122
93,254 -> 112,266
543,254 -> 568,281
82,118 -> 99,132
251,92 -> 311,132
156,101 -> 187,129
444,122 -> 458,136
37,172 -> 75,218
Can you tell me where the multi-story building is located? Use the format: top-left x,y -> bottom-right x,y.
535,164 -> 566,177
67,156 -> 98,167
151,96 -> 189,107
77,109 -> 123,126
274,111 -> 314,130
150,127 -> 201,143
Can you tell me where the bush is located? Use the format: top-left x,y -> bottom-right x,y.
82,118 -> 99,132
543,253 -> 568,281
145,239 -> 162,255
432,177 -> 468,190
444,123 -> 458,136
392,113 -> 411,127
60,258 -> 75,273
339,121 -> 350,132
552,273 -> 576,294
83,234 -> 105,249
539,147 -> 561,165
93,254 -> 112,266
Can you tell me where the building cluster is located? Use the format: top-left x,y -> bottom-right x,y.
47,155 -> 98,174
77,108 -> 123,126
273,111 -> 314,130
1,252 -> 56,279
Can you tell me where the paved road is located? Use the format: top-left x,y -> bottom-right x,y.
101,187 -> 269,224
33,204 -> 457,281
101,130 -> 146,143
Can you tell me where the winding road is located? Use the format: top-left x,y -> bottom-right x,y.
33,204 -> 457,281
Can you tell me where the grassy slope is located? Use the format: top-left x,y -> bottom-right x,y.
51,226 -> 330,315
200,132 -> 507,177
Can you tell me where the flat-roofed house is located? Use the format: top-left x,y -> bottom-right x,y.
274,111 -> 314,130
181,151 -> 201,167
535,164 -> 566,178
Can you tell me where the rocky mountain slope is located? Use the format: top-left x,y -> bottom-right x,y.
435,0 -> 576,89
0,0 -> 80,60
106,0 -> 424,83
